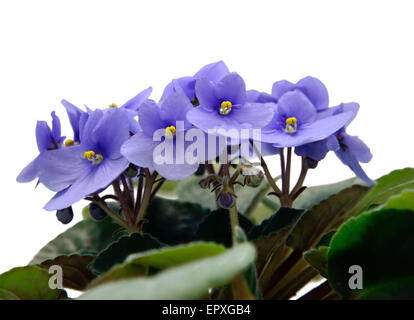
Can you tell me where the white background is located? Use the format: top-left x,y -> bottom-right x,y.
1,0 -> 413,283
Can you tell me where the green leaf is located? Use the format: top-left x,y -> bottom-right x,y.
195,209 -> 254,247
79,243 -> 256,300
90,264 -> 147,288
0,266 -> 61,300
263,177 -> 366,211
328,208 -> 414,299
347,167 -> 414,216
143,197 -> 211,245
0,288 -> 20,300
248,207 -> 303,241
234,227 -> 262,299
286,185 -> 370,251
89,233 -> 162,275
91,242 -> 227,286
124,242 -> 226,269
383,189 -> 414,211
304,246 -> 329,278
176,174 -> 272,214
30,217 -> 123,265
247,208 -> 303,285
315,230 -> 337,248
293,177 -> 367,209
39,254 -> 96,290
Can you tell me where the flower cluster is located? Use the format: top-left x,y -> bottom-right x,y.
17,61 -> 373,229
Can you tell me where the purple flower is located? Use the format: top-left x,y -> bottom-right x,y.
186,73 -> 274,139
294,103 -> 374,184
246,90 -> 277,104
247,76 -> 329,112
294,135 -> 339,161
61,87 -> 152,141
334,129 -> 374,184
294,102 -> 360,160
61,100 -> 85,143
16,112 -> 65,183
160,61 -> 229,104
259,90 -> 356,148
121,93 -> 208,181
271,77 -> 329,111
36,108 -> 131,210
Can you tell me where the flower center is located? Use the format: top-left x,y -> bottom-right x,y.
64,139 -> 74,147
220,101 -> 232,115
84,150 -> 103,165
284,117 -> 297,134
165,125 -> 176,139
108,103 -> 118,108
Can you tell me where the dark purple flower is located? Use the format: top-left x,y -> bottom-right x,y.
160,61 -> 229,103
334,129 -> 374,185
294,135 -> 339,161
187,73 -> 274,139
16,112 -> 65,183
294,103 -> 374,184
218,192 -> 235,209
36,108 -> 131,210
121,93 -> 204,181
259,91 -> 355,148
56,207 -> 74,224
294,102 -> 359,160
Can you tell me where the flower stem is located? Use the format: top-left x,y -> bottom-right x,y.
135,169 -> 157,230
134,168 -> 144,219
120,174 -> 134,208
251,141 -> 282,197
150,178 -> 166,200
290,156 -> 308,200
222,150 -> 239,246
112,180 -> 135,229
229,205 -> 239,245
205,162 -> 221,208
285,147 -> 292,192
92,196 -> 128,229
279,147 -> 295,207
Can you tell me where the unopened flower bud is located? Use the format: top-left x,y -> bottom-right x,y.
89,202 -> 107,221
244,170 -> 264,188
125,164 -> 138,178
305,157 -> 318,169
56,207 -> 74,224
218,192 -> 236,209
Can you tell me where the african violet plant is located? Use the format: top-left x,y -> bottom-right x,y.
4,61 -> 414,300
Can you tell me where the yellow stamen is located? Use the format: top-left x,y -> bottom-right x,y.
84,151 -> 96,160
165,125 -> 176,139
108,103 -> 118,108
220,101 -> 232,115
286,117 -> 297,125
83,150 -> 103,165
284,117 -> 297,133
64,139 -> 74,147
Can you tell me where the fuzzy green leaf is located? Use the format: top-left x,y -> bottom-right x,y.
79,243 -> 256,300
